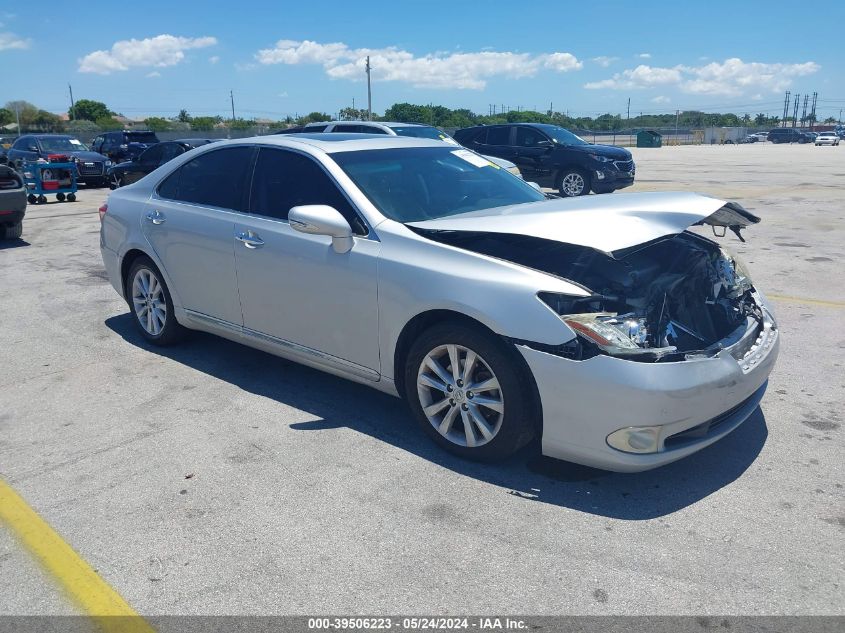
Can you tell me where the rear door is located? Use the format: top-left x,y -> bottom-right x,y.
142,145 -> 254,326
475,125 -> 516,162
233,146 -> 381,375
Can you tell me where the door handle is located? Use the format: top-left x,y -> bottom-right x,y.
145,210 -> 165,225
235,231 -> 265,249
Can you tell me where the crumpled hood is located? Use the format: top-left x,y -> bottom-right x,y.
407,192 -> 759,256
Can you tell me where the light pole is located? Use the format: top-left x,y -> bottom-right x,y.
365,56 -> 372,121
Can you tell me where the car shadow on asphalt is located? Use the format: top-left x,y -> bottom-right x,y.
106,313 -> 768,520
0,238 -> 30,250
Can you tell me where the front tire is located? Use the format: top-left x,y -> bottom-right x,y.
126,257 -> 185,346
404,322 -> 537,461
557,168 -> 590,197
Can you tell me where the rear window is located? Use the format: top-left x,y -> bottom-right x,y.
127,132 -> 159,144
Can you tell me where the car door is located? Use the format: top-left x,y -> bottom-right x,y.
475,125 -> 515,162
142,145 -> 254,326
9,136 -> 39,166
233,146 -> 381,376
513,127 -> 555,184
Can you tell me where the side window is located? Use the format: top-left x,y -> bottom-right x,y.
306,124 -> 328,132
140,144 -> 164,165
468,128 -> 487,145
485,126 -> 510,145
515,127 -> 547,147
158,143 -> 184,164
249,148 -> 366,235
362,126 -> 388,134
158,146 -> 253,210
333,124 -> 361,133
91,136 -> 103,151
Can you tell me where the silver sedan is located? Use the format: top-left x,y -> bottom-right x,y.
100,134 -> 779,472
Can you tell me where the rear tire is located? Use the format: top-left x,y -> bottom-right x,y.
556,168 -> 590,197
1,221 -> 22,240
126,257 -> 186,346
404,322 -> 537,461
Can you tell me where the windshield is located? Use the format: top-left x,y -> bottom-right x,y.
39,137 -> 90,152
534,124 -> 589,146
332,146 -> 545,222
127,132 -> 158,144
390,126 -> 459,145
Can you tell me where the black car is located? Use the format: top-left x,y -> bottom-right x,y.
767,128 -> 811,144
6,134 -> 111,187
453,123 -> 634,196
0,165 -> 27,240
107,139 -> 216,188
91,130 -> 160,163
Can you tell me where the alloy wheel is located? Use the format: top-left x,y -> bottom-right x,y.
561,172 -> 585,196
416,344 -> 504,448
132,268 -> 167,336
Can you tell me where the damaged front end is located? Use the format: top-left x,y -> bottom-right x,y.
535,235 -> 766,362
413,216 -> 772,364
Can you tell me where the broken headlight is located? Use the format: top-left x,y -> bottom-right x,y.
560,313 -> 675,358
716,248 -> 753,297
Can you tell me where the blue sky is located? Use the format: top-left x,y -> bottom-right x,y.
2,0 -> 843,120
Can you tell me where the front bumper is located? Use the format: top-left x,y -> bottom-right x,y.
593,165 -> 635,191
520,298 -> 779,472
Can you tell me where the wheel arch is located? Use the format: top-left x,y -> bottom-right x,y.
392,309 -> 543,435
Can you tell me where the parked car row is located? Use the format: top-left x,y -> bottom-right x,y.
5,134 -> 112,187
278,121 -> 635,197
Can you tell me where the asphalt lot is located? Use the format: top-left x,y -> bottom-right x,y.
1,143 -> 843,616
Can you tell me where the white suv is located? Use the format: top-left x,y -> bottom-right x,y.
295,121 -> 523,177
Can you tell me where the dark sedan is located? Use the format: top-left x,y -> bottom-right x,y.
107,139 -> 216,188
6,135 -> 111,187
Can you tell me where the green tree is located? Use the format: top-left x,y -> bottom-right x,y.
295,111 -> 331,125
0,108 -> 13,126
144,117 -> 172,131
190,116 -> 221,131
339,107 -> 368,121
823,116 -> 836,124
177,109 -> 192,123
65,120 -> 99,136
70,99 -> 112,122
228,118 -> 256,130
4,100 -> 39,127
95,116 -> 122,130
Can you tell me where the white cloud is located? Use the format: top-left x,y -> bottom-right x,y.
146,71 -> 161,78
591,56 -> 618,67
209,55 -> 220,64
0,32 -> 30,51
679,58 -> 819,96
79,34 -> 217,74
585,64 -> 681,90
651,95 -> 670,104
638,53 -> 652,59
585,58 -> 820,96
255,39 -> 582,89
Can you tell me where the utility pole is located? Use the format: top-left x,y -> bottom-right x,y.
800,94 -> 809,127
782,91 -> 790,127
68,84 -> 75,121
809,92 -> 817,130
365,56 -> 372,121
792,93 -> 800,128
675,109 -> 680,144
14,102 -> 21,137
230,90 -> 236,122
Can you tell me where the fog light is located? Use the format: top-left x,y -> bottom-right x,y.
607,426 -> 662,454
595,170 -> 606,180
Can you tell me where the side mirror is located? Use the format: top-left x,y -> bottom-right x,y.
27,145 -> 39,152
289,205 -> 354,254
536,140 -> 553,147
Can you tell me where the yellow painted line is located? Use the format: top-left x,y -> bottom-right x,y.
0,479 -> 155,633
767,293 -> 845,309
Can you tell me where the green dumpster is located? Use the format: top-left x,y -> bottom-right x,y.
636,130 -> 663,148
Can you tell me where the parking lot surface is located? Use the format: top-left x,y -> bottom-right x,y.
1,143 -> 843,615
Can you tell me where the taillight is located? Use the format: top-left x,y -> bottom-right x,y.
98,203 -> 108,221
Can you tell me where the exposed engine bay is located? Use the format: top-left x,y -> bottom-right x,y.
412,228 -> 763,361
